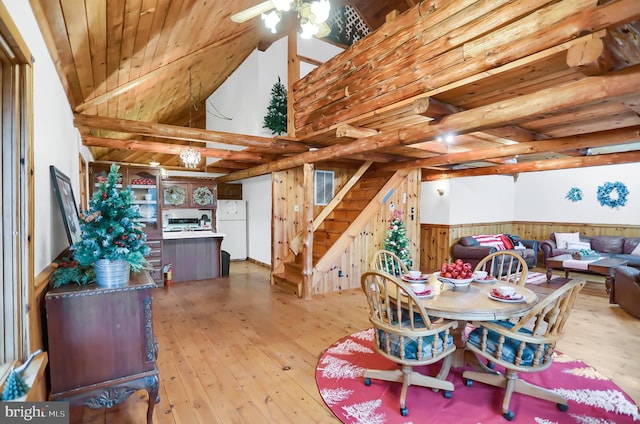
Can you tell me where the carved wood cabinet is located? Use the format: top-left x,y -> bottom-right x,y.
45,272 -> 159,424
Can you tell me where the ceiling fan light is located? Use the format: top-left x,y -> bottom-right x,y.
300,20 -> 318,39
311,0 -> 330,23
261,10 -> 281,33
272,0 -> 293,12
315,21 -> 331,38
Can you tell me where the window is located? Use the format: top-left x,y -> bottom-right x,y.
314,170 -> 334,205
0,5 -> 33,364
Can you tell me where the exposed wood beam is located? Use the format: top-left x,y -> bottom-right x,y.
82,136 -> 270,162
336,125 -> 378,138
566,34 -> 615,76
73,114 -> 309,152
381,126 -> 640,171
422,150 -> 640,180
216,65 -> 640,182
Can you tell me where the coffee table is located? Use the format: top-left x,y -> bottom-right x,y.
546,254 -> 628,293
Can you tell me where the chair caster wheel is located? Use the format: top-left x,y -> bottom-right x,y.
465,379 -> 473,387
364,378 -> 371,386
443,390 -> 452,399
400,407 -> 408,416
557,403 -> 569,412
503,410 -> 515,421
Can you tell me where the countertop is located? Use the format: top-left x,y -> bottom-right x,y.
162,231 -> 225,240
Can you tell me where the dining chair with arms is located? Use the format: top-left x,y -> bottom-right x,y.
474,251 -> 529,286
360,270 -> 458,416
371,249 -> 410,277
462,278 -> 586,421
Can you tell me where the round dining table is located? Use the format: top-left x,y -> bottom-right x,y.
408,275 -> 539,367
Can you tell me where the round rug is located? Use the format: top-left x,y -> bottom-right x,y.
316,328 -> 640,423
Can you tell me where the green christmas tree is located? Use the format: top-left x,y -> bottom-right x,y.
1,370 -> 29,400
263,76 -> 287,135
384,209 -> 413,271
72,164 -> 150,272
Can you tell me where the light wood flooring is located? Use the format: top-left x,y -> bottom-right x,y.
70,262 -> 640,423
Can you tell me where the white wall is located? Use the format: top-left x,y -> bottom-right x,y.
207,35 -> 343,264
6,2 -> 82,273
515,163 -> 639,224
421,163 -> 640,226
421,176 -> 515,224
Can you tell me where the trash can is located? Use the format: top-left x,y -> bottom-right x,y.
221,250 -> 230,277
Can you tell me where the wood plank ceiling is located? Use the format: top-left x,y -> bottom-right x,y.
29,0 -> 640,180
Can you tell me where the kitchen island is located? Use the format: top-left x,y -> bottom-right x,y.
162,231 -> 225,283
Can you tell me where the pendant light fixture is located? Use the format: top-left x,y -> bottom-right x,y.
180,69 -> 202,169
261,0 -> 331,39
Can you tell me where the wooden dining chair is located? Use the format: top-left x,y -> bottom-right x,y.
462,278 -> 586,421
371,249 -> 410,277
474,250 -> 529,286
360,270 -> 458,416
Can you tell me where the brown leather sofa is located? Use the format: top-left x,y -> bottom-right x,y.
611,266 -> 640,319
452,235 -> 538,269
539,234 -> 640,269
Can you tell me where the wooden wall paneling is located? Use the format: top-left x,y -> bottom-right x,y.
271,167 -> 304,274
311,169 -> 421,295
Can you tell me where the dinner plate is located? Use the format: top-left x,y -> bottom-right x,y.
402,274 -> 429,283
475,276 -> 497,284
487,292 -> 525,303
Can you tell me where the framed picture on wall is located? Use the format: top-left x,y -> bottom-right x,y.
50,165 -> 83,246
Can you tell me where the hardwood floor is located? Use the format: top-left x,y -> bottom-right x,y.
70,262 -> 640,423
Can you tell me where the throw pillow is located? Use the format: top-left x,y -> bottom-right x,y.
631,243 -> 640,256
499,234 -> 514,250
567,241 -> 591,250
555,232 -> 580,249
473,234 -> 506,250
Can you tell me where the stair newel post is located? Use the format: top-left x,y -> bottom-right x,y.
302,163 -> 314,300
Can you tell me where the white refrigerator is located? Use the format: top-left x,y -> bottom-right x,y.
216,200 -> 247,260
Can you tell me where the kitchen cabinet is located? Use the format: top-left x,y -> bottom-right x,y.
45,271 -> 159,424
89,163 -> 162,236
162,234 -> 223,282
161,179 -> 216,209
217,182 -> 242,200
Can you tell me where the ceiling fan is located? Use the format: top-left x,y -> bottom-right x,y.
231,0 -> 332,39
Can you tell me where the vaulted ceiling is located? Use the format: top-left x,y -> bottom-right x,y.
30,0 -> 640,181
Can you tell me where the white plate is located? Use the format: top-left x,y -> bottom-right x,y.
487,292 -> 525,303
402,274 -> 429,283
415,291 -> 435,299
474,276 -> 497,284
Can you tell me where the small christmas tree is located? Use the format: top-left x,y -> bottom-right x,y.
383,209 -> 413,271
263,76 -> 287,135
72,164 -> 150,272
1,370 -> 29,400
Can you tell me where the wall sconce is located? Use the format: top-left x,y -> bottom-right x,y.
437,188 -> 445,196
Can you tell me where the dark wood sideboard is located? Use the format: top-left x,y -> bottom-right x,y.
45,271 -> 159,424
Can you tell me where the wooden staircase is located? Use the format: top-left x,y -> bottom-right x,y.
272,168 -> 406,297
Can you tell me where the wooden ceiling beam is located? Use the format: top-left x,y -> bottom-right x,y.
82,136 -> 270,162
381,126 -> 640,171
422,150 -> 640,181
216,65 -> 640,182
74,113 -> 309,152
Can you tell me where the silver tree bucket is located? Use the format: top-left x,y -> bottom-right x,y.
94,259 -> 130,287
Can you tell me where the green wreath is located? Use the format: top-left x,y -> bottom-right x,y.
192,187 -> 213,206
597,181 -> 628,209
164,186 -> 186,205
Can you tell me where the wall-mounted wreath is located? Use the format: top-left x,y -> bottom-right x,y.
565,187 -> 583,202
597,181 -> 628,209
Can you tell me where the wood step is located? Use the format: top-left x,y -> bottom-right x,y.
272,272 -> 302,297
357,178 -> 390,189
345,188 -> 380,199
320,220 -> 350,232
340,199 -> 369,210
314,231 -> 341,245
329,210 -> 360,221
284,260 -> 302,272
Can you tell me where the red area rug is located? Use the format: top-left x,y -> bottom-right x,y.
316,329 -> 639,423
